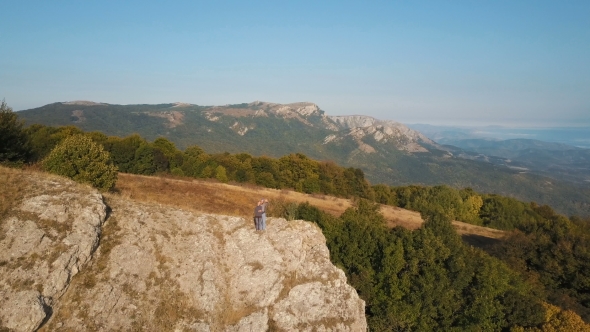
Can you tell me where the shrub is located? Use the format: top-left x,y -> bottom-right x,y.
170,167 -> 184,176
42,134 -> 118,191
267,197 -> 298,220
0,100 -> 30,164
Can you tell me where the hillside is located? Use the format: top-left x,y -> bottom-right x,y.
0,167 -> 366,331
17,100 -> 590,217
114,173 -> 506,247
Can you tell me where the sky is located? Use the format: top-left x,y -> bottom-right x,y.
1,1 -> 589,126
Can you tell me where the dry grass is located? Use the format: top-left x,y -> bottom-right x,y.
381,205 -> 425,230
451,220 -> 505,239
114,173 -> 505,241
217,299 -> 257,329
114,173 -> 257,218
114,173 -> 353,219
143,241 -> 206,330
0,166 -> 31,227
2,166 -> 504,250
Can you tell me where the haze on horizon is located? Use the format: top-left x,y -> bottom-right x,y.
1,1 -> 589,127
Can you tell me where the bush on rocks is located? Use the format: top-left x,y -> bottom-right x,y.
43,134 -> 118,191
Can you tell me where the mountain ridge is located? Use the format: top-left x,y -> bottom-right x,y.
16,100 -> 590,217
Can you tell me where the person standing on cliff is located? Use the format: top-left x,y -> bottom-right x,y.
254,200 -> 264,231
260,199 -> 269,231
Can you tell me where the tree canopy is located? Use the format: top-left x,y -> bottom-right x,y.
42,134 -> 118,191
0,100 -> 30,163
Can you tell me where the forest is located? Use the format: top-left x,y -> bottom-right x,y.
2,104 -> 590,330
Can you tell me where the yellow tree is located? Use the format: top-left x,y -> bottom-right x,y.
513,302 -> 590,332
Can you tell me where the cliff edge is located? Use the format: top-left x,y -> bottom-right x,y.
0,168 -> 366,331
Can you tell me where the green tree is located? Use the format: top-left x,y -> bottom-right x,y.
152,148 -> 169,173
152,137 -> 183,169
133,143 -> 157,175
301,177 -> 321,193
181,145 -> 209,178
0,100 -> 30,163
255,171 -> 277,188
25,124 -> 57,162
480,195 -> 532,230
278,153 -> 320,190
343,167 -> 374,199
215,165 -> 228,183
42,134 -> 118,191
317,161 -> 341,195
25,125 -> 82,162
105,134 -> 145,173
232,153 -> 255,183
252,156 -> 280,188
372,184 -> 396,205
86,131 -> 109,146
490,207 -> 590,322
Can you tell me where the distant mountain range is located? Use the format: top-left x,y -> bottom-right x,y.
439,138 -> 590,185
17,100 -> 590,217
408,123 -> 590,149
407,123 -> 590,186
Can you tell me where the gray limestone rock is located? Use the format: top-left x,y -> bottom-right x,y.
0,173 -> 107,331
0,169 -> 366,331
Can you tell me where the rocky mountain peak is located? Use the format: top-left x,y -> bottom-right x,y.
324,115 -> 437,153
328,115 -> 379,129
267,102 -> 322,117
286,102 -> 321,116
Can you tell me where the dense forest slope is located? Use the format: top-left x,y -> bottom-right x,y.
17,101 -> 590,217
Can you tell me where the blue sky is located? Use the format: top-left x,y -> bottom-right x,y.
1,1 -> 589,126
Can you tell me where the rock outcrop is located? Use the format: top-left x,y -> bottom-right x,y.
0,169 -> 366,331
326,115 -> 438,153
0,172 -> 107,331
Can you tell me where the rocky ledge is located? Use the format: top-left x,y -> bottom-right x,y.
0,169 -> 366,331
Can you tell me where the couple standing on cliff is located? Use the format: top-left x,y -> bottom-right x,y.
254,199 -> 269,231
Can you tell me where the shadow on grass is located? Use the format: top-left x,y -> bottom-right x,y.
461,234 -> 502,251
